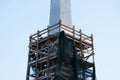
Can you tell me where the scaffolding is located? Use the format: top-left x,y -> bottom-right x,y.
26,21 -> 95,80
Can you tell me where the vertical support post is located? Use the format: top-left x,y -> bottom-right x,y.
91,34 -> 95,63
28,36 -> 32,63
73,26 -> 75,45
91,34 -> 96,80
47,26 -> 50,80
26,66 -> 30,80
26,36 -> 32,80
35,31 -> 39,80
79,29 -> 85,79
79,29 -> 84,58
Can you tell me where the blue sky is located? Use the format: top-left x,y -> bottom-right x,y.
0,0 -> 120,80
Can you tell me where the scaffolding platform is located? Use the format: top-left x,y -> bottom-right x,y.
26,21 -> 95,80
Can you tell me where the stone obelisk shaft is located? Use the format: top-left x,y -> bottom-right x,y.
49,0 -> 72,34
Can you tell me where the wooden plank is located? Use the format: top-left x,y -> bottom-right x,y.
28,53 -> 57,66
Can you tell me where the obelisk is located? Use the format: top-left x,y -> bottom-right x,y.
49,0 -> 72,34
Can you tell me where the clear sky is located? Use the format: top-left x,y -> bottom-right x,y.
0,0 -> 120,80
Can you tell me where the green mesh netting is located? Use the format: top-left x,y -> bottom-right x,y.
53,31 -> 96,80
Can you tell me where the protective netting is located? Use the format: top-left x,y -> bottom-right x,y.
53,31 -> 96,80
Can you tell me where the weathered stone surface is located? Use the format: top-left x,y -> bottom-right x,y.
49,0 -> 72,34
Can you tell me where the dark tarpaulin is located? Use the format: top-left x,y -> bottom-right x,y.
53,31 -> 96,80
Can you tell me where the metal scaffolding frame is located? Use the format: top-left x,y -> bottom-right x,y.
26,21 -> 95,80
